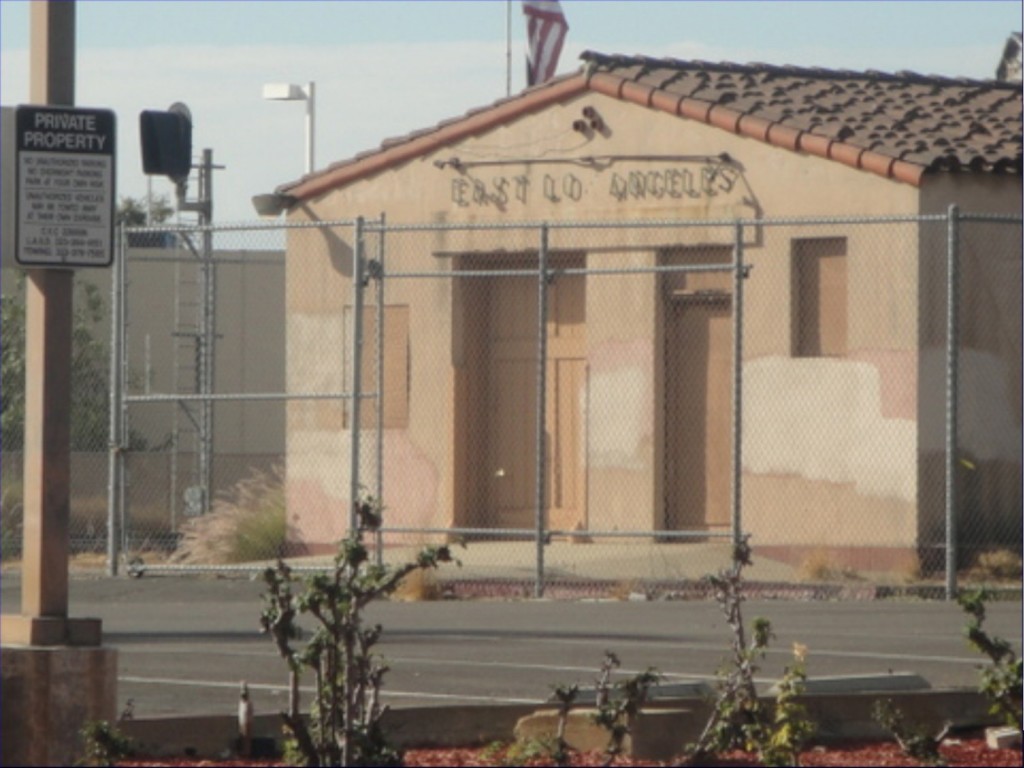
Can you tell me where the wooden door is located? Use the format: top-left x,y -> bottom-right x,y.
486,273 -> 538,528
664,292 -> 732,530
545,271 -> 585,532
481,261 -> 585,530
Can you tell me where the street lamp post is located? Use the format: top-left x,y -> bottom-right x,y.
262,81 -> 315,175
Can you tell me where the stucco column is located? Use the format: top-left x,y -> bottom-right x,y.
0,0 -> 100,647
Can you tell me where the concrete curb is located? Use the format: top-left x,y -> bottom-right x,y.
120,704 -> 541,759
442,578 -> 1023,602
119,689 -> 1008,760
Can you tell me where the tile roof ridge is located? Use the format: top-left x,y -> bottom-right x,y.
578,49 -> 1020,89
585,67 -> 930,185
277,51 -> 1019,203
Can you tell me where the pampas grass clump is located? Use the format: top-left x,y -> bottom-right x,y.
171,465 -> 287,565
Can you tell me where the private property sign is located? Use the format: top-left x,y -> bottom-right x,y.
15,105 -> 115,267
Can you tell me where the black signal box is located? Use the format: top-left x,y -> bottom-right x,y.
140,109 -> 191,181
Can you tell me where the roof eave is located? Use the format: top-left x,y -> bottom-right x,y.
279,74 -> 590,202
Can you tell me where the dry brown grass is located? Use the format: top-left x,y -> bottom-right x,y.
607,578 -> 645,601
797,548 -> 861,582
391,568 -> 443,601
964,549 -> 1023,583
893,552 -> 923,584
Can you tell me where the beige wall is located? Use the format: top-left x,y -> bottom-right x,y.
914,176 -> 1023,555
585,249 -> 657,532
121,249 -> 286,456
284,91 -> 1018,558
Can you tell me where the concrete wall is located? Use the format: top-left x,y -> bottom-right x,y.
120,248 -> 286,455
1,246 -> 286,543
1,248 -> 286,455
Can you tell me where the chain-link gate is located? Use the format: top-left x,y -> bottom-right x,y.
6,210 -> 1014,598
106,219 -> 363,574
358,220 -> 750,597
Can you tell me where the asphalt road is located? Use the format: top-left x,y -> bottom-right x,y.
1,573 -> 1021,720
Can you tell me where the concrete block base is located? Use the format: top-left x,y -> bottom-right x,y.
514,706 -> 700,762
986,726 -> 1022,750
0,644 -> 118,767
0,614 -> 102,646
768,671 -> 931,696
122,714 -> 285,760
111,689 -> 1008,761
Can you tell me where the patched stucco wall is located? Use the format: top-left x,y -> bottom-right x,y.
584,249 -> 657,532
283,89 -> 1018,559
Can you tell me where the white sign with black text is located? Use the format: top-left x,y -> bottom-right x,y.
15,105 -> 116,267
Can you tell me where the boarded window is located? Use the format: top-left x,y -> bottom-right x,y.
343,305 -> 409,429
792,238 -> 847,357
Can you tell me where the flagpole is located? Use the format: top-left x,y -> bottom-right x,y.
506,0 -> 512,96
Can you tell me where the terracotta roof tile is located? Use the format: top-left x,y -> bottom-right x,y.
280,51 -> 1021,200
578,51 -> 1021,183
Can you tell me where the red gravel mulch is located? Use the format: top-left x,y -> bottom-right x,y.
116,733 -> 1022,767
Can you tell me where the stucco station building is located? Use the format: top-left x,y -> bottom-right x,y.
270,52 -> 1022,572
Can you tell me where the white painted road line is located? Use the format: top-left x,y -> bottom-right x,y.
117,675 -> 541,705
114,641 -> 984,668
536,635 -> 984,665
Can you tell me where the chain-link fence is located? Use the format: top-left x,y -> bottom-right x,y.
348,212 -> 1022,597
949,215 -> 1023,581
107,223 -> 292,568
2,210 -> 1019,598
1,266 -> 114,562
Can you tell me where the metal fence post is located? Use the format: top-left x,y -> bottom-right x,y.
118,248 -> 129,566
348,217 -> 366,532
945,204 -> 960,600
374,214 -> 386,564
106,226 -> 125,576
534,224 -> 550,598
193,149 -> 217,517
731,221 -> 745,546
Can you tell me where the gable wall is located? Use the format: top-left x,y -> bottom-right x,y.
284,91 -> 1013,565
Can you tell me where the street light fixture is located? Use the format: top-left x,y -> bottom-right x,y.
262,81 -> 315,175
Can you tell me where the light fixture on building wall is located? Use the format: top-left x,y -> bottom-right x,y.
262,81 -> 315,175
251,192 -> 298,218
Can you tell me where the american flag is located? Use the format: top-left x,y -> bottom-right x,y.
523,0 -> 569,86
996,32 -> 1022,82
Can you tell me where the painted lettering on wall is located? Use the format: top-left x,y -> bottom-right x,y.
451,175 -> 531,208
449,162 -> 740,210
608,166 -> 738,202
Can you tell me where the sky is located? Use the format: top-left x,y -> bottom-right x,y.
2,0 -> 1021,225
